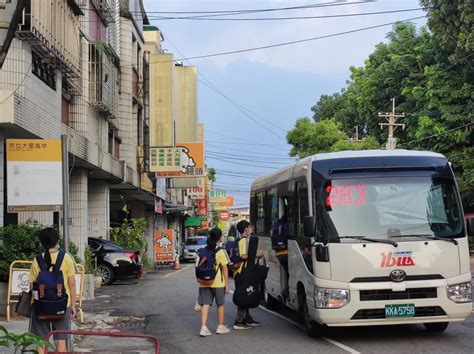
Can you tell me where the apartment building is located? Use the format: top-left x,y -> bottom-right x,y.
0,0 -> 155,258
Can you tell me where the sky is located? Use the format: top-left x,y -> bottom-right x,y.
142,0 -> 427,207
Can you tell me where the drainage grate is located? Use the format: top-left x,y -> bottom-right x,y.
115,321 -> 146,329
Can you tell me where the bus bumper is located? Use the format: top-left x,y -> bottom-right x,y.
309,274 -> 472,327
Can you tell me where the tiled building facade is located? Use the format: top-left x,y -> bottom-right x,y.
0,0 -> 156,258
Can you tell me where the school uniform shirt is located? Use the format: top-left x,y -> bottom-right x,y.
29,251 -> 77,307
200,248 -> 230,288
234,237 -> 249,276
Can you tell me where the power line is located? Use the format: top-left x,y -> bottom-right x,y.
200,83 -> 287,133
199,79 -> 285,138
85,1 -> 373,16
168,16 -> 427,61
0,63 -> 32,105
206,129 -> 287,144
206,150 -> 296,161
398,122 -> 473,148
207,155 -> 285,169
152,8 -> 425,21
163,35 -> 287,140
206,140 -> 288,147
206,143 -> 291,156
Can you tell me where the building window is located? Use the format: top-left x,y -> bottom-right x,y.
32,51 -> 56,90
61,97 -> 70,125
114,136 -> 121,159
132,35 -> 138,69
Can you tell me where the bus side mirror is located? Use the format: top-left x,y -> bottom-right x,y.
303,216 -> 315,238
467,217 -> 474,237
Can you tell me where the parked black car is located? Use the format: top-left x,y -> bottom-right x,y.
88,237 -> 142,285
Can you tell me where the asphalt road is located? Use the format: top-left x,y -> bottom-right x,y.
81,265 -> 474,354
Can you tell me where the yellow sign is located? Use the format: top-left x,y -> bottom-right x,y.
7,139 -> 61,161
140,173 -> 154,193
6,139 -> 63,212
152,142 -> 204,177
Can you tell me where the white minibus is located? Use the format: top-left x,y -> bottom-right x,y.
250,150 -> 472,336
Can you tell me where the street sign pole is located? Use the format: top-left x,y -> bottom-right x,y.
61,135 -> 70,252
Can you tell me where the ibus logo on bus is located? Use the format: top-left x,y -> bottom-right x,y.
380,251 -> 415,268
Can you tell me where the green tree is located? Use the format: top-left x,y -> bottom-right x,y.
207,167 -> 216,183
287,16 -> 474,210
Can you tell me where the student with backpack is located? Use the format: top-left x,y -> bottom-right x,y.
195,228 -> 231,337
28,227 -> 77,354
233,220 -> 264,330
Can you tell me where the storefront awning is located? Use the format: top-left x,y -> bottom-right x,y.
163,202 -> 190,213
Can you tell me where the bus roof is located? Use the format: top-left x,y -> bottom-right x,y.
251,149 -> 446,191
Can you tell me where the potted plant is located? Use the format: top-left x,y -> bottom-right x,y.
84,245 -> 101,289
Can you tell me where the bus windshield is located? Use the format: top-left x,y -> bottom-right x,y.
315,176 -> 464,241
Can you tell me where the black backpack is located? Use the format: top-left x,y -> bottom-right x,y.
33,251 -> 68,320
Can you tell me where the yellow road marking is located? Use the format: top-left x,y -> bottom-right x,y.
162,265 -> 191,278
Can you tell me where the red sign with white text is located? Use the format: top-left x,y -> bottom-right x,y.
198,198 -> 208,217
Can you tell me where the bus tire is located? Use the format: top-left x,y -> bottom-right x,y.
301,299 -> 324,338
298,285 -> 323,338
424,322 -> 449,332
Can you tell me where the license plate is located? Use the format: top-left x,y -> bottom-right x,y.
385,304 -> 415,318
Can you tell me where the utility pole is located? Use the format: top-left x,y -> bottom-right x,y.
378,98 -> 405,150
353,125 -> 363,143
61,135 -> 70,252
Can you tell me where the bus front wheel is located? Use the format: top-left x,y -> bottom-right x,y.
300,297 -> 324,338
424,322 -> 449,332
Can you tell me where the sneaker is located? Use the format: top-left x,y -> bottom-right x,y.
233,321 -> 251,330
199,326 -> 212,337
245,319 -> 261,327
216,325 -> 230,334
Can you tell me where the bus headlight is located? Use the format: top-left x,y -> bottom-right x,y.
447,282 -> 472,303
314,287 -> 350,308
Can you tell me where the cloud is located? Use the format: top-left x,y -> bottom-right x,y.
147,0 -> 425,75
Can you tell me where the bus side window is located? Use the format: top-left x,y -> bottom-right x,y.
255,191 -> 265,235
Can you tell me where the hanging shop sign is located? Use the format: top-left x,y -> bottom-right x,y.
151,142 -> 204,177
187,178 -> 205,199
197,197 -> 208,217
155,229 -> 175,263
6,139 -> 62,212
155,178 -> 167,200
209,189 -> 227,203
155,197 -> 163,215
185,216 -> 203,227
219,196 -> 234,207
140,173 -> 154,193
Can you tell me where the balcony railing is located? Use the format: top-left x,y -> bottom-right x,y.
89,42 -> 118,117
16,0 -> 82,95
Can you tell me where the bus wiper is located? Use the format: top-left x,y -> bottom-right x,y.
338,236 -> 398,247
396,234 -> 458,246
